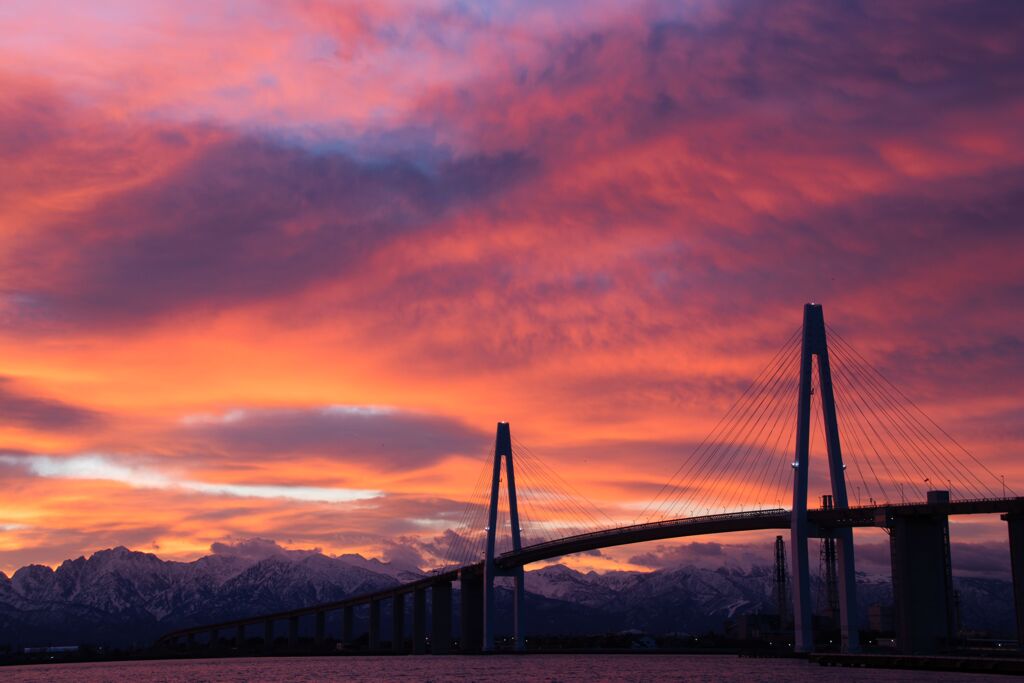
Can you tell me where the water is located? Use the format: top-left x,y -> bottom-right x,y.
0,655 -> 1006,682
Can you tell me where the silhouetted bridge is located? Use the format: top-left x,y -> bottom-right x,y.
159,304 -> 1024,656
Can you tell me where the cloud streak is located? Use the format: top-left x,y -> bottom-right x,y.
0,452 -> 382,503
0,377 -> 101,431
177,404 -> 487,470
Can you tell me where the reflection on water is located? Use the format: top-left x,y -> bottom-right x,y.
1,654 -> 1006,682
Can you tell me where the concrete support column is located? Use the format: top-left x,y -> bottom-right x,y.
208,628 -> 219,650
235,623 -> 245,649
483,565 -> 496,652
1003,512 -> 1024,650
834,526 -> 860,653
288,615 -> 299,649
369,600 -> 381,650
460,574 -> 484,653
513,567 -> 526,651
342,605 -> 354,645
187,632 -> 196,649
315,610 -> 326,646
264,620 -> 274,649
392,593 -> 406,652
432,581 -> 452,655
889,510 -> 954,653
413,588 -> 427,654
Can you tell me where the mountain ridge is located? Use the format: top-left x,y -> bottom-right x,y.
0,543 -> 1014,648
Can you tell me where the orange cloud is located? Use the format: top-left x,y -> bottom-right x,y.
0,0 -> 1022,578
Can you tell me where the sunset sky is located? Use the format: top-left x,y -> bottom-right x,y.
1,0 -> 1023,578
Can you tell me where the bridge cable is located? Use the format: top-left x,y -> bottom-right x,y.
831,352 -> 945,501
654,331 -> 802,520
829,354 -> 926,502
748,373 -> 802,511
511,440 -> 606,536
634,327 -> 801,523
769,381 -> 802,508
830,376 -> 885,505
724,367 -> 801,514
829,342 -> 988,500
512,436 -> 617,529
826,358 -> 903,504
517,450 -> 606,540
665,330 -> 801,518
647,331 -> 801,521
438,442 -> 494,570
511,448 -> 596,542
703,351 -> 800,514
448,443 -> 502,567
830,347 -> 965,498
826,325 -> 1011,496
655,329 -> 802,519
827,330 -> 1001,498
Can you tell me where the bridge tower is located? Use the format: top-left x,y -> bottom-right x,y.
482,422 -> 526,652
791,303 -> 860,653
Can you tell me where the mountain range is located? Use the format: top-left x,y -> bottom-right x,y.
0,543 -> 1014,648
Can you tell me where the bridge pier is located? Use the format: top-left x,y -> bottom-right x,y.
235,623 -> 245,649
413,587 -> 427,654
208,628 -> 219,651
392,593 -> 406,652
460,573 -> 484,653
342,605 -> 354,646
889,494 -> 955,654
264,619 -> 274,649
791,524 -> 812,651
483,565 -> 496,652
513,566 -> 526,651
288,615 -> 299,649
432,581 -> 452,654
315,610 -> 326,646
369,599 -> 382,650
1003,512 -> 1024,650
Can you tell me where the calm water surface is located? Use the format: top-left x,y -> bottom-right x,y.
1,655 -> 1006,682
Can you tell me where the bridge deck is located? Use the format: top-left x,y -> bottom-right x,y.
496,508 -> 790,568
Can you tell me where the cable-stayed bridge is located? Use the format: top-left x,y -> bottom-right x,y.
159,304 -> 1024,656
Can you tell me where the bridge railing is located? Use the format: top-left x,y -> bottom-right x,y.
841,495 -> 1022,511
502,507 -> 789,559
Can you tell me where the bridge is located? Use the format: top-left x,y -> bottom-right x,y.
158,304 -> 1024,656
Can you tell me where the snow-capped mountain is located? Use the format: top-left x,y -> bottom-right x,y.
524,564 -> 1014,638
0,544 -> 403,648
0,544 -> 1014,648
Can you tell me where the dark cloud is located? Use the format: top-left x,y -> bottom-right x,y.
178,406 -> 487,469
380,536 -> 429,570
951,541 -> 1013,580
852,540 -> 1012,580
629,540 -> 766,570
0,377 -> 101,431
6,133 -> 534,329
210,537 -> 320,561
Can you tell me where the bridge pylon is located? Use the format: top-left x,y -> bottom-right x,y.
791,303 -> 860,653
482,421 -> 526,652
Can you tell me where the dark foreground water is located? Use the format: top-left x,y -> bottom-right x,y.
0,655 -> 1008,682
